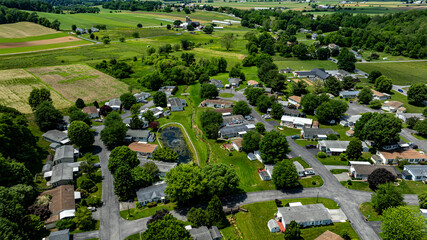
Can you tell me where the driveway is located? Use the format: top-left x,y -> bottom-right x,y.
400,128 -> 427,152
346,102 -> 380,115
392,85 -> 409,96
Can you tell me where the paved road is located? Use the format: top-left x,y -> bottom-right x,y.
346,102 -> 381,115
400,128 -> 427,152
392,85 -> 409,96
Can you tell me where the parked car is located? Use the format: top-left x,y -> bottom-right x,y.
88,207 -> 96,212
305,144 -> 316,149
291,135 -> 300,139
349,100 -> 353,103
264,115 -> 271,119
398,89 -> 404,93
93,163 -> 101,168
245,115 -> 254,120
409,142 -> 418,149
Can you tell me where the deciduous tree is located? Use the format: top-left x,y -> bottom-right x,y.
113,165 -> 136,200
407,83 -> 427,105
315,100 -> 348,124
371,182 -> 405,214
325,76 -> 342,96
368,168 -> 396,190
120,93 -> 137,110
374,75 -> 392,93
73,206 -> 94,230
201,83 -> 219,99
346,138 -> 362,161
233,101 -> 252,116
202,163 -> 239,197
108,146 -> 139,174
153,148 -> 178,162
142,214 -> 191,240
68,121 -> 94,149
187,208 -> 209,227
272,159 -> 299,189
368,71 -> 382,83
221,33 -> 236,51
206,195 -> 228,228
28,88 -> 52,111
34,101 -> 63,131
381,206 -> 426,240
357,87 -> 373,104
245,87 -> 265,105
153,91 -> 167,107
259,131 -> 289,164
284,220 -> 302,240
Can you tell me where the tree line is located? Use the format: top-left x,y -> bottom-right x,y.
0,6 -> 60,29
102,1 -> 162,11
0,0 -> 100,14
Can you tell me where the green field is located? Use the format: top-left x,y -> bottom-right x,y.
356,61 -> 427,85
0,32 -> 68,43
0,40 -> 90,55
330,169 -> 349,174
222,198 -> 359,240
37,9 -> 240,30
388,90 -> 425,113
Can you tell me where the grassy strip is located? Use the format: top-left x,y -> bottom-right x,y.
125,233 -> 141,240
359,202 -> 381,221
299,175 -> 323,188
219,93 -> 234,98
292,156 -> 310,168
120,202 -> 177,220
0,40 -> 90,55
0,32 -> 69,43
330,169 -> 349,174
316,156 -> 348,166
294,139 -> 318,147
341,181 -> 372,192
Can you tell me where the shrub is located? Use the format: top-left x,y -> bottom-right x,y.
317,151 -> 327,158
347,180 -> 352,185
86,196 -> 102,207
312,180 -> 317,185
147,202 -> 157,208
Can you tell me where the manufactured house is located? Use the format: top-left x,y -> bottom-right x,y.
46,162 -> 81,187
280,116 -> 312,129
159,86 -> 177,97
228,78 -> 241,87
42,185 -> 77,228
231,138 -> 243,151
396,113 -> 425,122
49,229 -> 70,240
248,80 -> 259,87
136,182 -> 167,206
382,101 -> 404,113
247,152 -> 256,161
200,99 -> 233,108
43,130 -> 70,148
167,97 -> 187,112
54,145 -> 76,164
125,129 -> 151,142
214,108 -> 233,115
371,89 -> 390,101
317,140 -> 369,155
350,164 -> 400,180
339,115 -> 361,127
293,68 -> 331,81
294,161 -> 305,177
139,159 -> 177,177
105,98 -> 122,111
338,91 -> 359,99
188,226 -> 222,240
210,79 -> 223,88
259,170 -> 271,181
134,92 -> 151,103
128,142 -> 158,158
219,124 -> 254,138
334,70 -> 350,80
141,107 -> 164,119
376,150 -> 427,164
82,106 -> 99,119
283,107 -> 300,117
288,96 -> 302,109
301,128 -> 338,139
254,150 -> 263,162
223,115 -> 246,126
277,204 -> 332,228
279,67 -> 293,73
402,165 -> 427,181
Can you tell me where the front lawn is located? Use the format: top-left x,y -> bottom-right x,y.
316,156 -> 348,166
299,175 -> 323,188
340,181 -> 372,192
219,93 -> 234,98
120,202 -> 177,220
330,169 -> 349,174
294,139 -> 318,148
70,220 -> 100,234
388,90 -> 424,113
318,124 -> 351,141
359,202 -> 381,221
277,126 -> 302,136
292,156 -> 310,168
395,180 -> 427,194
413,133 -> 427,140
222,198 -> 358,240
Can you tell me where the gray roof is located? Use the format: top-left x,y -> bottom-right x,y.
296,68 -> 330,80
134,92 -> 151,99
268,219 -> 279,229
51,162 -> 81,184
228,78 -> 241,84
284,108 -> 299,116
42,162 -> 53,173
219,124 -> 249,136
302,128 -> 338,136
259,171 -> 270,178
404,165 -> 427,177
352,164 -> 400,177
189,226 -> 221,240
318,140 -> 350,149
126,129 -> 150,139
54,145 -> 74,161
223,115 -> 245,125
108,98 -> 121,106
136,182 -> 167,203
43,130 -> 68,143
339,90 -> 360,96
278,204 -> 332,225
139,159 -> 177,173
210,79 -> 223,86
159,86 -> 176,92
293,161 -> 304,172
49,229 -> 70,240
167,97 -> 186,108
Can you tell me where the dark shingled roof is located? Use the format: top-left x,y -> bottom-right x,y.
49,229 -> 70,240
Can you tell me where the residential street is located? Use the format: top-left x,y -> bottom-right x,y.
400,128 -> 427,152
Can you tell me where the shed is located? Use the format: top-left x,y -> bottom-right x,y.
268,219 -> 280,233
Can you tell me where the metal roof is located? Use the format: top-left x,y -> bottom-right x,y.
126,129 -> 150,139
136,182 -> 167,203
54,145 -> 74,161
302,128 -> 338,136
278,204 -> 332,226
51,162 -> 80,184
43,130 -> 68,143
404,165 -> 427,177
219,124 -> 249,136
49,229 -> 70,240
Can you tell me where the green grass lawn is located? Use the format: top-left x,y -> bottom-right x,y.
316,155 -> 348,166
413,133 -> 427,140
120,202 -> 177,220
224,198 -> 358,240
356,61 -> 427,85
294,139 -> 318,147
318,124 -> 351,141
273,57 -> 338,71
82,27 -> 173,41
277,126 -> 302,136
340,181 -> 372,191
219,93 -> 234,98
299,175 -> 324,188
0,40 -> 91,55
395,180 -> 427,194
388,90 -> 424,113
330,169 -> 349,174
125,233 -> 141,240
0,32 -> 69,43
292,156 -> 310,168
359,202 -> 381,221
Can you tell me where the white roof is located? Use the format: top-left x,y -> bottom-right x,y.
74,191 -> 81,199
318,134 -> 327,138
222,112 -> 232,116
289,202 -> 303,207
349,161 -> 371,165
238,131 -> 247,135
44,171 -> 52,178
281,115 -> 313,125
59,209 -> 75,219
246,124 -> 255,129
329,148 -> 347,152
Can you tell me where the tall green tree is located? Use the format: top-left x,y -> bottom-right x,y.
337,48 -> 356,72
28,88 -> 51,111
325,76 -> 342,96
414,119 -> 427,136
0,157 -> 32,187
374,75 -> 392,93
120,93 -> 137,110
70,110 -> 91,126
242,131 -> 261,152
131,166 -> 153,189
381,206 -> 426,240
165,164 -> 206,205
75,98 -> 85,109
272,159 -> 299,189
368,71 -> 382,83
418,192 -> 427,209
34,101 -> 63,131
368,168 -> 396,191
202,163 -> 239,197
284,220 -> 302,240
292,81 -> 308,96
371,182 -> 405,214
113,165 -> 136,200
233,101 -> 252,116
201,83 -> 219,99
73,206 -> 94,230
187,208 -> 209,227
221,33 -> 236,51
342,76 -> 356,90
407,83 -> 427,105
108,146 -> 139,174
142,214 -> 191,240
101,112 -> 127,148
68,121 -> 94,149
206,195 -> 228,228
153,91 -> 167,107
345,138 -> 362,161
270,102 -> 284,119
256,95 -> 273,113
358,87 -> 373,104
315,100 -> 348,124
259,131 -> 289,164
245,87 -> 265,105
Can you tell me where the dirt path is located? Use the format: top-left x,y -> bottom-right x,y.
0,36 -> 81,49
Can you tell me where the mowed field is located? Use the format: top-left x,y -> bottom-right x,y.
0,69 -> 70,113
26,64 -> 129,103
356,61 -> 427,85
0,22 -> 90,55
36,9 -> 239,30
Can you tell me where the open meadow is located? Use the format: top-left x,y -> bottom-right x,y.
0,22 -> 60,38
26,64 -> 129,104
0,69 -> 70,113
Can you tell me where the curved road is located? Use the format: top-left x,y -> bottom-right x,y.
75,108 -> 419,240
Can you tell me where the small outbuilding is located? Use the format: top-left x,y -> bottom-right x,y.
267,219 -> 280,233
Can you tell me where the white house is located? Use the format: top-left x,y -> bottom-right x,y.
294,161 -> 305,177
134,92 -> 151,103
339,91 -> 359,98
259,170 -> 271,181
396,113 -> 425,123
167,97 -> 187,112
54,145 -> 76,164
105,98 -> 122,111
317,140 -> 369,155
350,164 -> 400,180
402,165 -> 427,181
277,204 -> 332,228
382,101 -> 404,113
339,115 -> 361,127
371,89 -> 390,100
254,150 -> 263,162
231,138 -> 243,151
267,219 -> 281,233
280,115 -> 313,129
301,128 -> 338,139
136,182 -> 167,206
376,149 -> 427,164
